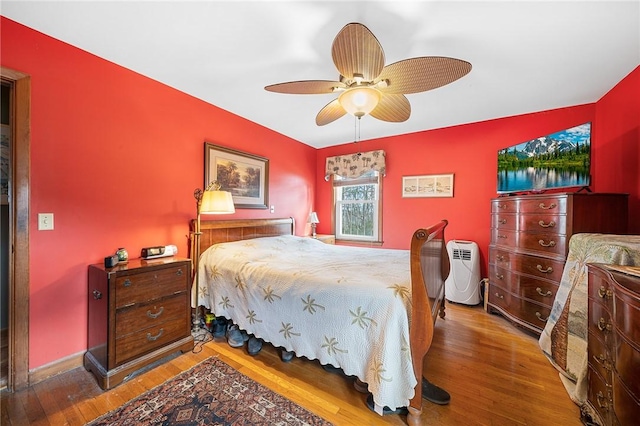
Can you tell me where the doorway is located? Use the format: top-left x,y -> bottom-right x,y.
1,67 -> 30,391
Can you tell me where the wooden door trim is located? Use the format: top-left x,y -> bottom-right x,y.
1,66 -> 30,391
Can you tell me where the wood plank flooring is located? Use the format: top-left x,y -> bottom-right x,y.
0,303 -> 581,425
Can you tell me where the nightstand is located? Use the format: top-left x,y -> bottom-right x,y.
84,257 -> 194,389
310,234 -> 335,244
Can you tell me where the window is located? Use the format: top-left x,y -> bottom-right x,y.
333,171 -> 382,243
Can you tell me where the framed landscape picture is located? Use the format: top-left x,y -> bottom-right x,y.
205,143 -> 269,209
402,173 -> 454,198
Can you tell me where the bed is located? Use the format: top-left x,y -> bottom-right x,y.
190,217 -> 449,425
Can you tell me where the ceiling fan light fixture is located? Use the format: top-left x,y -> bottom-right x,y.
338,87 -> 381,118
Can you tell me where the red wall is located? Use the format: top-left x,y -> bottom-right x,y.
316,66 -> 640,271
1,18 -> 317,369
1,17 -> 638,371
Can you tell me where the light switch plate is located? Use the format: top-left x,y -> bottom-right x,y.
38,213 -> 54,230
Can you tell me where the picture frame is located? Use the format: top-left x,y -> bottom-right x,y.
402,173 -> 454,198
205,143 -> 269,209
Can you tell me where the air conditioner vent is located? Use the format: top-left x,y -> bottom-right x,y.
452,248 -> 472,261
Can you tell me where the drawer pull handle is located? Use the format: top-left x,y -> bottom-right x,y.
176,269 -> 183,276
123,279 -> 132,287
535,312 -> 548,322
496,274 -> 504,280
538,239 -> 556,248
598,286 -> 613,299
536,265 -> 553,273
498,204 -> 508,209
596,391 -> 610,411
597,318 -> 612,332
499,219 -> 507,224
593,354 -> 612,371
92,290 -> 102,300
538,202 -> 557,210
494,292 -> 504,299
146,329 -> 164,342
496,255 -> 505,262
538,220 -> 556,228
536,287 -> 552,297
146,307 -> 164,319
498,234 -> 507,239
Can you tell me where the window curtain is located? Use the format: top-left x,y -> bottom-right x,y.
324,150 -> 386,181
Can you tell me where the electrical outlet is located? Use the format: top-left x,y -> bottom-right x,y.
270,205 -> 275,213
38,213 -> 54,230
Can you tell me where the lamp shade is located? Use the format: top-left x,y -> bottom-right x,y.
338,87 -> 381,118
200,190 -> 235,214
308,212 -> 319,224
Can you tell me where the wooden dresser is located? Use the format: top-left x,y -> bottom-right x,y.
488,192 -> 628,334
84,257 -> 194,389
585,264 -> 640,426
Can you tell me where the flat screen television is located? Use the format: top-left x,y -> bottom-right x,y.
497,122 -> 591,194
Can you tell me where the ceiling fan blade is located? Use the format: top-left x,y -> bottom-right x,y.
370,94 -> 411,123
316,99 -> 347,126
265,80 -> 346,94
376,57 -> 472,94
331,23 -> 385,81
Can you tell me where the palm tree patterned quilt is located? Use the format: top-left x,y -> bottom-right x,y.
196,235 -> 417,413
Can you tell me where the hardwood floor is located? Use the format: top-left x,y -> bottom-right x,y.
1,303 -> 581,425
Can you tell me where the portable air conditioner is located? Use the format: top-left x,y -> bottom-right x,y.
445,240 -> 481,305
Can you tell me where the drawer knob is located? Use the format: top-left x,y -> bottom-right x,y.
593,354 -> 612,371
146,328 -> 164,342
123,279 -> 132,287
597,318 -> 612,332
536,287 -> 553,297
535,311 -> 548,322
536,265 -> 553,273
596,391 -> 610,411
538,239 -> 556,248
176,268 -> 183,276
598,286 -> 613,299
538,202 -> 557,210
538,220 -> 556,228
92,289 -> 102,300
494,292 -> 504,299
146,306 -> 164,319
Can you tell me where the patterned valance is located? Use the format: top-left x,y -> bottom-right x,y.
324,150 -> 386,180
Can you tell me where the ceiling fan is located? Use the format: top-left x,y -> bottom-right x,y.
265,22 -> 472,126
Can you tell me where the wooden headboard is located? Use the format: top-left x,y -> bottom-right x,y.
190,217 -> 295,258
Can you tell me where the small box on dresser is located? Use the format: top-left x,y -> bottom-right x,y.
585,264 -> 640,426
84,257 -> 194,390
487,192 -> 628,335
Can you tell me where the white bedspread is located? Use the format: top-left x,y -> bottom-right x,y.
195,235 -> 416,412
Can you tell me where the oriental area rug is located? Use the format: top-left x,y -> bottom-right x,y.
87,357 -> 332,425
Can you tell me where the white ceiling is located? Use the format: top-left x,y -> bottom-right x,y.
2,1 -> 639,148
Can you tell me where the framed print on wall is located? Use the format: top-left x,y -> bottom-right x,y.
205,143 -> 269,209
402,173 -> 454,198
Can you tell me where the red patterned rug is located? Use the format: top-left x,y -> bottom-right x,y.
88,357 -> 332,425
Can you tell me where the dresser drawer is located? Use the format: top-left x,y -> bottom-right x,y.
116,293 -> 188,335
491,196 -> 567,214
115,315 -> 190,365
491,228 -> 567,258
490,248 -> 564,282
492,212 -> 567,234
614,291 -> 640,345
588,329 -> 613,383
588,365 -> 613,424
588,269 -> 615,312
589,299 -> 614,343
489,285 -> 551,329
490,266 -> 557,306
115,264 -> 188,308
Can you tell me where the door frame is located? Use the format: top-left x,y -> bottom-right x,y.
1,66 -> 30,391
